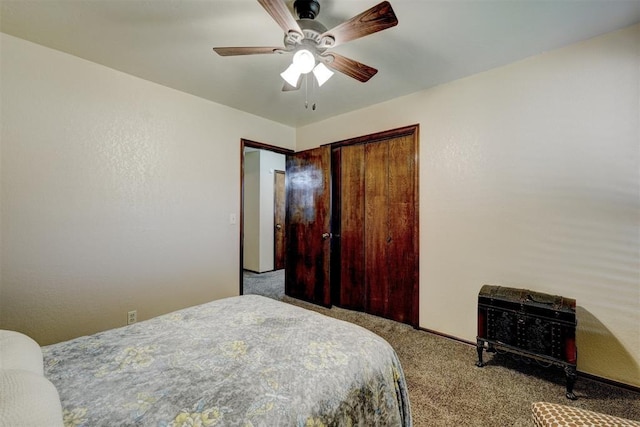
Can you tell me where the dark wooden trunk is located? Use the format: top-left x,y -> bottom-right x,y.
476,285 -> 578,399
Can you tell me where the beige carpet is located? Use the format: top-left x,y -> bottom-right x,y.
243,269 -> 285,300
283,296 -> 640,426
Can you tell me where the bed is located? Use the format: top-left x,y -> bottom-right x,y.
40,295 -> 412,426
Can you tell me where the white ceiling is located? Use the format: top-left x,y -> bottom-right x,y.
2,0 -> 639,127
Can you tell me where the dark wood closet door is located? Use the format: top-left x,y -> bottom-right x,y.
365,135 -> 417,324
364,141 -> 391,318
386,134 -> 417,325
337,144 -> 365,310
285,146 -> 332,307
333,125 -> 419,327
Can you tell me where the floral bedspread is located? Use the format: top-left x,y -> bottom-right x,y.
43,295 -> 412,426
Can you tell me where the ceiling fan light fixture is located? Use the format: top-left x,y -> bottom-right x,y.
280,63 -> 302,87
312,62 -> 333,87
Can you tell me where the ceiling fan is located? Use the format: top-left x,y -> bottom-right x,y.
213,0 -> 398,90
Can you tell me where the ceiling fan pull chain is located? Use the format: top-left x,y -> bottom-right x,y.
312,74 -> 317,111
304,74 -> 309,109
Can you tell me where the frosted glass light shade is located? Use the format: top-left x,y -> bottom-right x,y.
281,64 -> 301,87
312,63 -> 334,87
292,49 -> 315,74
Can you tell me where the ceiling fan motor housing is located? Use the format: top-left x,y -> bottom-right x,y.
294,0 -> 320,20
284,9 -> 329,49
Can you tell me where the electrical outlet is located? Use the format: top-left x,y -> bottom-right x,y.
127,310 -> 137,325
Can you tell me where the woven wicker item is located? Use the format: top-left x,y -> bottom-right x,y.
532,402 -> 640,427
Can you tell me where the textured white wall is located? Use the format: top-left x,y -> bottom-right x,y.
243,151 -> 261,272
0,34 -> 294,345
297,25 -> 640,387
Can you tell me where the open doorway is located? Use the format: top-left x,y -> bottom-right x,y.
240,139 -> 293,298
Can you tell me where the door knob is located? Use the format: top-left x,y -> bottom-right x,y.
275,224 -> 282,230
322,233 -> 331,240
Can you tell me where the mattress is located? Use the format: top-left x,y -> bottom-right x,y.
43,294 -> 411,426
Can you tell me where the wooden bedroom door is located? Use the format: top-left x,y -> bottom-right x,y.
285,146 -> 332,307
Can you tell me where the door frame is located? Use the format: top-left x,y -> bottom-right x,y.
239,139 -> 294,295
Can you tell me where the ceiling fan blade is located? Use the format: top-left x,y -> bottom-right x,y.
257,0 -> 303,36
320,1 -> 398,47
321,53 -> 378,82
213,47 -> 282,56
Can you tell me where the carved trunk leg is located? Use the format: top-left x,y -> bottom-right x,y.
476,339 -> 484,367
565,365 -> 577,400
